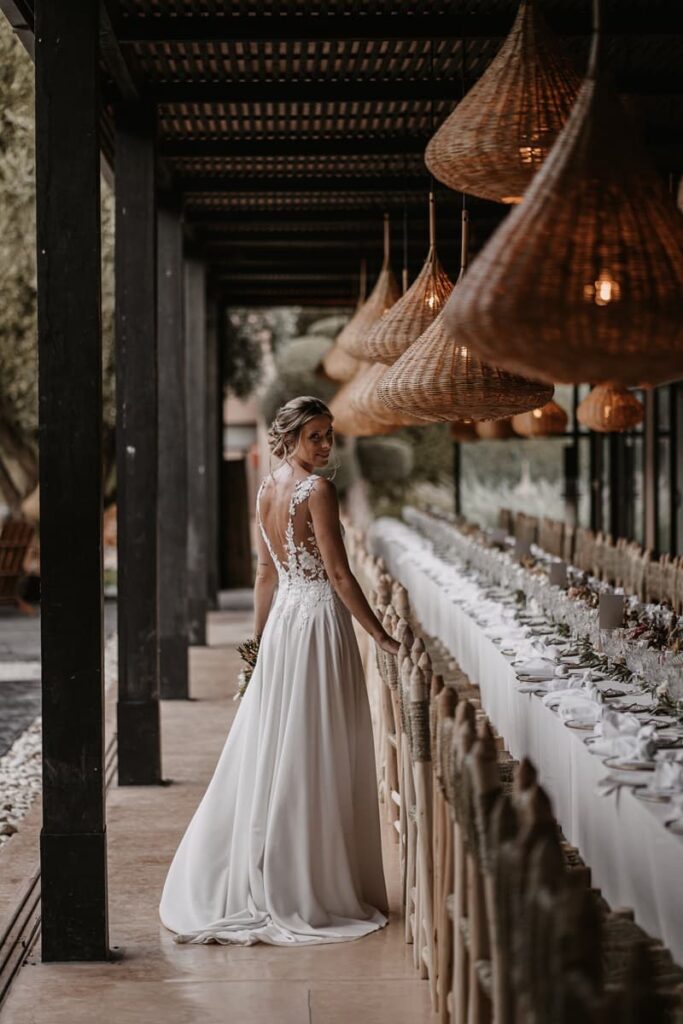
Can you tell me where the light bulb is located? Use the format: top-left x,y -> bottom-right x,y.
532,407 -> 543,419
518,145 -> 544,166
583,270 -> 621,307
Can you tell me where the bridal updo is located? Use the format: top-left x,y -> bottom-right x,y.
267,396 -> 333,460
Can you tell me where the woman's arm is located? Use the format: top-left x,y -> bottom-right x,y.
253,519 -> 278,636
309,478 -> 399,654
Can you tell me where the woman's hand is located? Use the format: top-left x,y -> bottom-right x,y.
375,632 -> 400,656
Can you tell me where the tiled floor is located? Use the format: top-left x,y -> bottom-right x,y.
0,609 -> 434,1024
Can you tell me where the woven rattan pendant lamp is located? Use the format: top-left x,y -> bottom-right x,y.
329,367 -> 392,438
362,193 -> 454,365
576,385 -> 644,433
377,207 -> 553,422
425,0 -> 580,204
322,261 -> 366,383
442,0 -> 683,387
337,214 -> 400,359
512,400 -> 568,437
349,361 -> 427,429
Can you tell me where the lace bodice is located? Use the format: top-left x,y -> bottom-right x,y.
257,475 -> 335,621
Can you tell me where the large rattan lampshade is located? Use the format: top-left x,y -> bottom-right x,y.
442,7 -> 683,387
576,384 -> 644,433
377,209 -> 554,422
349,361 -> 426,429
362,194 -> 454,365
337,214 -> 400,359
425,0 -> 580,205
322,262 -> 366,383
329,369 -> 392,438
512,400 -> 568,437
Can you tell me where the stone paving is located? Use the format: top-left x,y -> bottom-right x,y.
0,607 -> 435,1024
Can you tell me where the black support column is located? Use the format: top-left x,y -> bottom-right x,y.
158,202 -> 189,698
35,0 -> 109,961
205,292 -> 220,611
185,256 -> 209,644
115,106 -> 162,783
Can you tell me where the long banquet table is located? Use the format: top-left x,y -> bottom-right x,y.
369,516 -> 683,965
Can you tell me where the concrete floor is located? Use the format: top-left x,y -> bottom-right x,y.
0,609 -> 434,1024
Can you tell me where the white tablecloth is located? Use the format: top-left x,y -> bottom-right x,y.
370,517 -> 683,965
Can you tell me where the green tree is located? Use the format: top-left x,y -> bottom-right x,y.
0,18 -> 116,512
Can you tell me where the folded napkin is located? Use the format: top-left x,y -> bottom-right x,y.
589,714 -> 658,762
654,758 -> 683,792
516,657 -> 556,680
664,793 -> 683,826
543,692 -> 602,724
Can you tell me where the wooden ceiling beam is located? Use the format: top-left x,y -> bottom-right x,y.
181,175 -> 430,194
117,11 -> 683,44
160,137 -> 429,158
147,75 -> 683,106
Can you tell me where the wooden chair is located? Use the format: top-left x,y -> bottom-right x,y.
498,508 -> 513,536
0,518 -> 35,615
409,661 -> 436,1004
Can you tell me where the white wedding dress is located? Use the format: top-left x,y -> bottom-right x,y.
159,474 -> 388,945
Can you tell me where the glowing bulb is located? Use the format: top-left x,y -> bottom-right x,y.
518,145 -> 544,166
425,291 -> 437,309
532,408 -> 543,419
583,270 -> 621,306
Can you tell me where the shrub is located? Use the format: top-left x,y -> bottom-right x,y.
356,437 -> 414,483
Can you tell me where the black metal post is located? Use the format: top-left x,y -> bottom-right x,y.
158,201 -> 189,698
589,432 -> 603,533
671,384 -> 683,555
452,441 -> 461,516
35,0 -> 109,961
216,301 -> 228,591
185,256 -> 209,644
644,389 -> 658,552
205,292 -> 220,610
115,105 -> 162,784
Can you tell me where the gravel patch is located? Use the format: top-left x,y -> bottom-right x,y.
0,634 -> 118,851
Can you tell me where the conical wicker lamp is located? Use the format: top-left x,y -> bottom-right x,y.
442,2 -> 683,387
362,194 -> 454,365
322,262 -> 366,383
337,214 -> 400,359
349,361 -> 427,429
329,367 -> 394,438
425,0 -> 580,205
512,400 -> 568,437
377,208 -> 554,421
476,419 -> 515,440
577,384 -> 644,433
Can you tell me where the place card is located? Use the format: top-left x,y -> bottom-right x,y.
599,592 -> 625,630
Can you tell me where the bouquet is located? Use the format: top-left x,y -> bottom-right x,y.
235,635 -> 261,700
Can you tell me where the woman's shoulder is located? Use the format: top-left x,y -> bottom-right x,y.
308,474 -> 338,506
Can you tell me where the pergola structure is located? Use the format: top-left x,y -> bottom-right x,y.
0,0 -> 682,964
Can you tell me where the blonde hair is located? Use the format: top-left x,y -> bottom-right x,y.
267,396 -> 333,461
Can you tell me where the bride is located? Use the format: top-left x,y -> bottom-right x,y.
160,395 -> 400,946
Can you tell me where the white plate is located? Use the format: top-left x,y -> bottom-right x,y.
603,755 -> 655,772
